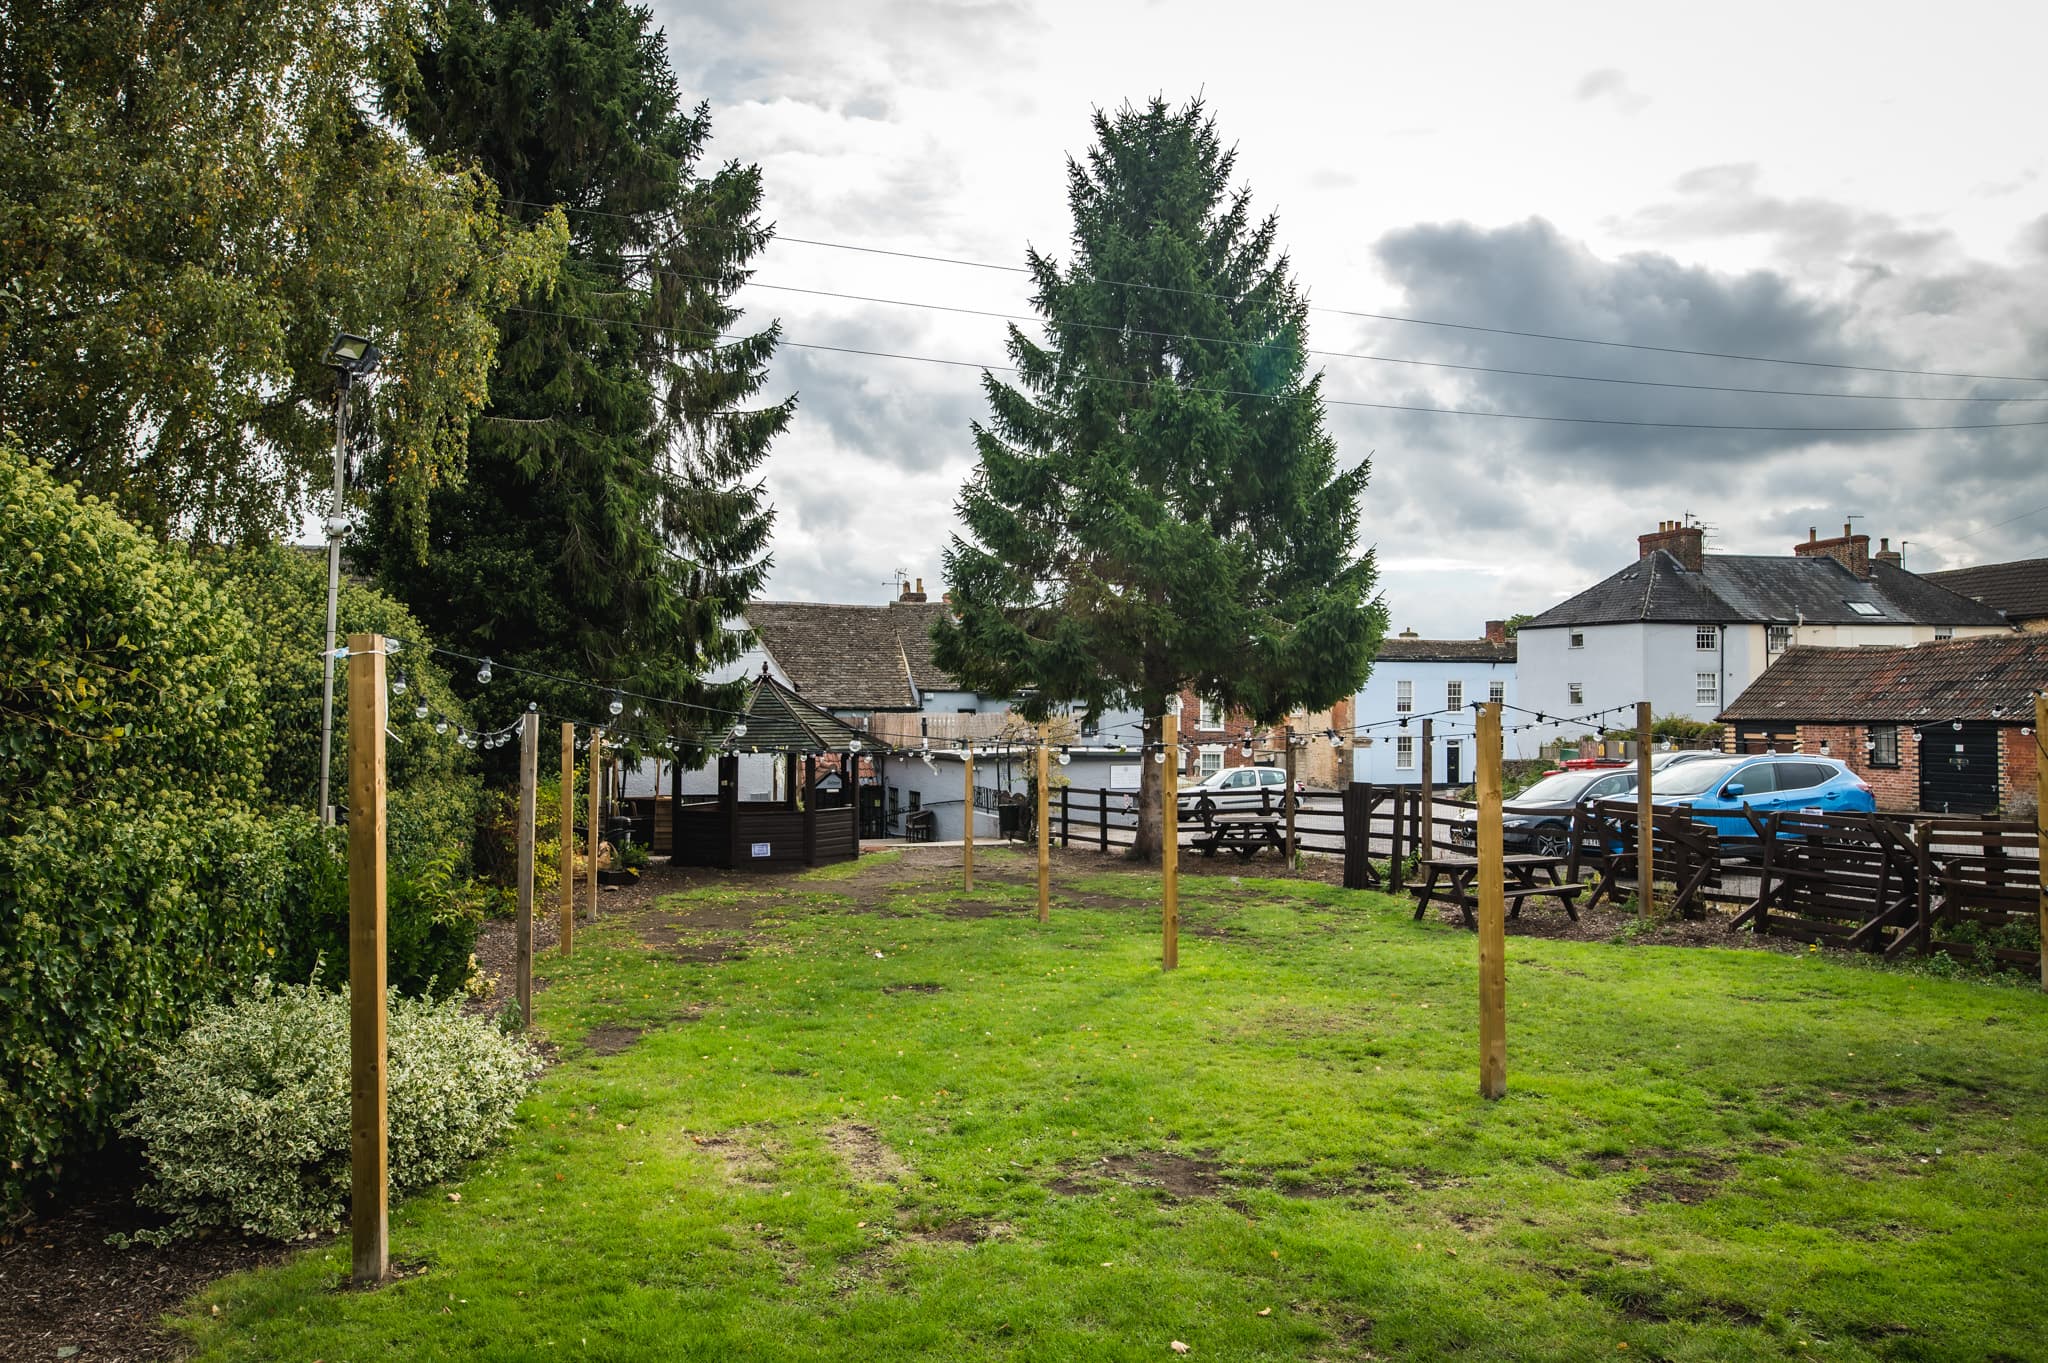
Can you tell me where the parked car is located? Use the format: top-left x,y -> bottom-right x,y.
1178,764 -> 1303,818
1649,749 -> 1723,773
1449,767 -> 1639,857
1647,754 -> 1874,844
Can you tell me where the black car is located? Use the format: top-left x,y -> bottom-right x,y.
1448,767 -> 1639,857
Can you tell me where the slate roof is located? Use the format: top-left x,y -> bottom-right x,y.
743,600 -> 958,711
701,671 -> 880,753
1524,551 -> 2013,629
1376,637 -> 1517,663
1719,635 -> 2048,724
1921,557 -> 2048,623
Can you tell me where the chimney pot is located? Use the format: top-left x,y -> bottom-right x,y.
1808,527 -> 1817,542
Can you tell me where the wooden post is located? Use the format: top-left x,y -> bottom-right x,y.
1162,712 -> 1180,970
803,754 -> 819,866
1388,787 -> 1406,893
559,723 -> 574,957
962,747 -> 975,891
587,728 -> 603,920
1476,701 -> 1507,1101
1637,700 -> 1655,918
345,633 -> 388,1285
1282,724 -> 1298,858
1419,717 -> 1435,858
2037,693 -> 2046,991
516,712 -> 537,1026
1036,725 -> 1051,922
1097,788 -> 1106,852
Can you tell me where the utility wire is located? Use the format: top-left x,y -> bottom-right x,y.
504,303 -> 2048,435
503,198 -> 2048,388
562,258 -> 2047,405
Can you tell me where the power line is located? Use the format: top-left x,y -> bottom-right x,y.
502,198 -> 2048,388
560,259 -> 2047,405
504,303 -> 2048,436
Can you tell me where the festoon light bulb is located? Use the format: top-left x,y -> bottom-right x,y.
476,658 -> 493,685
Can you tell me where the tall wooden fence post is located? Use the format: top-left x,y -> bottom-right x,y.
1282,724 -> 1298,858
1476,701 -> 1507,1100
1637,700 -> 1655,918
559,723 -> 575,957
346,633 -> 389,1285
962,746 -> 975,891
1162,711 -> 1180,971
1036,725 -> 1051,922
1420,717 -> 1435,859
516,712 -> 537,1025
587,728 -> 603,921
1388,787 -> 1406,894
2036,692 -> 2046,992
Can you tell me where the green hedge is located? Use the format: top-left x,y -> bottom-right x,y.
0,446 -> 279,1214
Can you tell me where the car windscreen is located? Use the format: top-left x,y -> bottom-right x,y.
1509,772 -> 1604,807
1654,758 -> 1744,796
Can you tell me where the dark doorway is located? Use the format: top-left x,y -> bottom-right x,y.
1917,722 -> 2000,814
1444,741 -> 1463,787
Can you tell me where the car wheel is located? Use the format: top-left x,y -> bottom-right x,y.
1533,827 -> 1571,859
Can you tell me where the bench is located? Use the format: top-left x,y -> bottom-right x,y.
1190,813 -> 1288,860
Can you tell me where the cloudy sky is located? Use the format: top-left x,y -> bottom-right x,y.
652,0 -> 2048,636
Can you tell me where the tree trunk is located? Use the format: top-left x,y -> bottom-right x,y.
1129,712 -> 1165,863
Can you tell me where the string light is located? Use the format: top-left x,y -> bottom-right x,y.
476,657 -> 493,685
391,672 -> 408,696
414,702 -> 429,720
608,690 -> 625,717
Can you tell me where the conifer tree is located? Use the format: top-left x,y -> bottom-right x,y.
934,98 -> 1387,859
354,0 -> 788,749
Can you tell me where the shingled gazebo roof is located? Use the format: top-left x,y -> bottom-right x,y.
704,670 -> 889,754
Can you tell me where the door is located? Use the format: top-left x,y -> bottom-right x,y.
1706,760 -> 1779,838
1918,723 -> 1999,814
1444,741 -> 1462,787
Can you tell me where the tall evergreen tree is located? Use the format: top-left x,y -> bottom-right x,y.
934,98 -> 1387,859
354,0 -> 788,750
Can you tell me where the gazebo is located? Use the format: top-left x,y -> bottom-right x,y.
669,670 -> 890,870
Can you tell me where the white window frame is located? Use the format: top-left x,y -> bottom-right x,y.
1197,746 -> 1224,779
1569,630 -> 1585,649
1847,601 -> 1882,617
1395,679 -> 1413,713
1568,682 -> 1584,706
1933,626 -> 1954,641
1394,735 -> 1415,770
1767,625 -> 1792,654
1488,680 -> 1505,706
1696,625 -> 1717,651
1197,699 -> 1224,730
1695,672 -> 1718,706
1446,680 -> 1463,711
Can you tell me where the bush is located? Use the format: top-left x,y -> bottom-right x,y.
0,446 -> 285,1215
272,823 -> 487,1000
120,980 -> 538,1243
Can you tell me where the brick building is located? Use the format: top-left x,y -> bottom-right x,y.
1172,687 -> 1356,790
1719,635 -> 2046,816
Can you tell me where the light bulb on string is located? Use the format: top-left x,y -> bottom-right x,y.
1331,732 -> 1346,749
608,691 -> 624,717
527,701 -> 538,713
1152,747 -> 1167,765
733,723 -> 748,738
476,658 -> 493,685
1058,747 -> 1072,766
414,702 -> 429,720
434,720 -> 449,735
391,672 -> 408,697
848,738 -> 863,752
1951,720 -> 1962,731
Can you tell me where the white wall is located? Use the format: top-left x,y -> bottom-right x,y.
1350,656 -> 1531,784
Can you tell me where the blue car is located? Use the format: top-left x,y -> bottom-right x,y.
1648,753 -> 1875,843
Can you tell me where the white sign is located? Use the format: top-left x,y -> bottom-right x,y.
750,842 -> 772,858
1109,763 -> 1141,790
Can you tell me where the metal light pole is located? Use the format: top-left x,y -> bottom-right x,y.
318,332 -> 380,825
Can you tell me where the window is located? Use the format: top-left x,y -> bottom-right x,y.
1446,680 -> 1463,711
1568,682 -> 1584,706
1198,747 -> 1224,779
1767,625 -> 1792,654
1396,679 -> 1413,713
1488,680 -> 1505,706
1868,724 -> 1900,768
1934,626 -> 1954,641
1696,625 -> 1717,651
1847,601 -> 1883,617
1695,672 -> 1718,706
1728,762 -> 1778,794
1777,762 -> 1831,792
1197,699 -> 1224,730
1569,630 -> 1585,649
1395,735 -> 1415,769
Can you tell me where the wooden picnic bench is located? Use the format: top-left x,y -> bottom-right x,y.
1190,812 -> 1289,860
1408,853 -> 1586,928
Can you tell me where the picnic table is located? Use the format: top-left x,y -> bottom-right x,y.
1408,853 -> 1585,928
1190,812 -> 1289,860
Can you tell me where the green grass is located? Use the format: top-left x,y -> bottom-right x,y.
181,850 -> 2048,1362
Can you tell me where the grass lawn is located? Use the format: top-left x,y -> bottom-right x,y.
179,848 -> 2048,1362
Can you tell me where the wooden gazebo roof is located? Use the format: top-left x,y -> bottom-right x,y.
705,670 -> 889,754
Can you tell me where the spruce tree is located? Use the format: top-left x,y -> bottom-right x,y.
934,98 -> 1387,859
354,0 -> 788,751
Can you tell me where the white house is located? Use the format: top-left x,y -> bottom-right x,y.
1349,624 -> 1528,786
1517,520 -> 2012,751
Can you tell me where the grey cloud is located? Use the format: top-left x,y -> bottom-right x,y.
1575,67 -> 1649,115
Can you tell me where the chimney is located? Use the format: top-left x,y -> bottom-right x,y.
899,575 -> 928,603
1637,518 -> 1705,572
1793,521 -> 1872,578
1483,619 -> 1507,645
1398,627 -> 1420,639
1872,537 -> 1902,569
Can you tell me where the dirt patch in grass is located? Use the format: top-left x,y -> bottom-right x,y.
827,1124 -> 912,1185
1048,1150 -> 1229,1200
583,1024 -> 644,1056
694,1131 -> 780,1188
897,1211 -> 1011,1245
882,982 -> 943,994
937,901 -> 1020,920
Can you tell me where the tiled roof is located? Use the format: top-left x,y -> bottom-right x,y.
703,672 -> 879,753
743,600 -> 958,711
1376,638 -> 1516,663
1524,551 -> 2012,629
1719,635 -> 2048,723
1921,557 -> 2048,622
